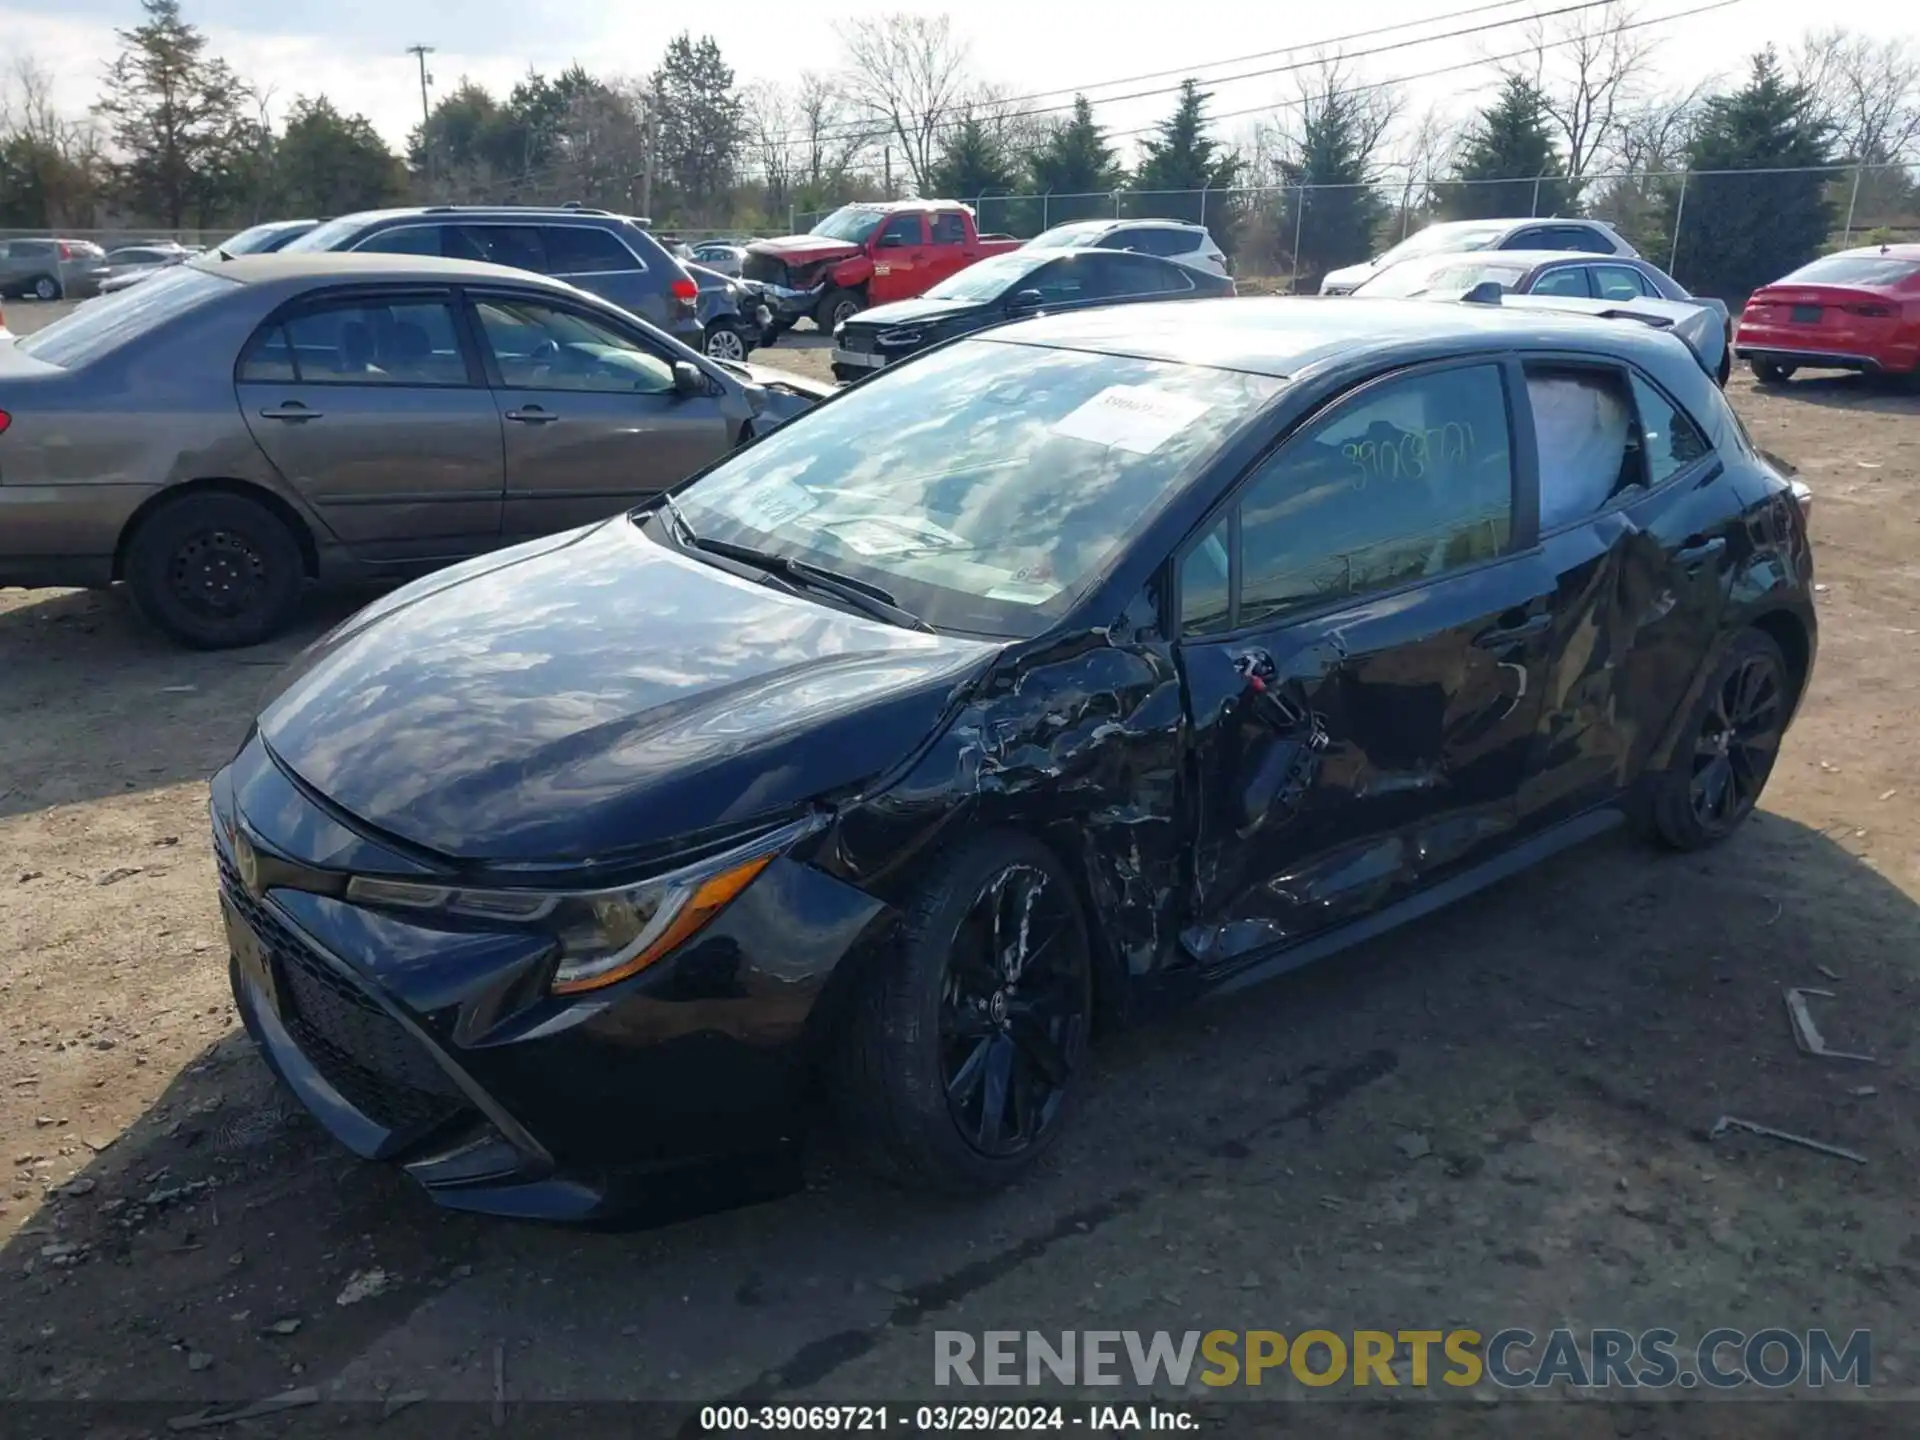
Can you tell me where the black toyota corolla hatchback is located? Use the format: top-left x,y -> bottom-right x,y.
214,298 -> 1816,1219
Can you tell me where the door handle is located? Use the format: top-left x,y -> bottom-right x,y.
258,403 -> 322,422
504,406 -> 558,424
1472,610 -> 1553,649
1675,535 -> 1727,570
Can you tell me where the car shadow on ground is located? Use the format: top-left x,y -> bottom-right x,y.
0,586 -> 372,821
3,808 -> 1914,1419
1751,371 -> 1920,416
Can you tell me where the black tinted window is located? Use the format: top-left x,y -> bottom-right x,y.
457,225 -> 548,272
1549,225 -> 1612,252
1179,514 -> 1232,636
1628,375 -> 1711,486
1027,257 -> 1093,303
1238,365 -> 1514,622
353,225 -> 445,257
930,212 -> 967,245
542,225 -> 639,274
1095,253 -> 1189,296
879,215 -> 924,247
236,324 -> 298,382
274,299 -> 468,386
1131,228 -> 1194,258
1528,266 -> 1590,297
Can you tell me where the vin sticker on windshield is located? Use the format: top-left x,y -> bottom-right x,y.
1052,385 -> 1211,455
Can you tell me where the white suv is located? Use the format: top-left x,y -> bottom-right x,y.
1318,217 -> 1639,295
1023,219 -> 1230,278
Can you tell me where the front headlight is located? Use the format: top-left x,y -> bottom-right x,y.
344,815 -> 820,995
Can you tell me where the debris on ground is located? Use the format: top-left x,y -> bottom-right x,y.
1707,1115 -> 1867,1165
1785,988 -> 1878,1064
1395,1132 -> 1432,1160
165,1386 -> 321,1431
383,1391 -> 429,1420
265,1318 -> 302,1336
335,1269 -> 393,1307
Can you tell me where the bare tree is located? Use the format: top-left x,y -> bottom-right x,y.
836,13 -> 972,193
1503,5 -> 1662,189
2,55 -> 110,225
794,70 -> 873,186
742,78 -> 798,207
1385,102 -> 1461,238
1792,28 -> 1920,163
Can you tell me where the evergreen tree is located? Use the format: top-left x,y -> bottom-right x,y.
1668,48 -> 1832,301
926,111 -> 1017,200
93,0 -> 255,228
651,34 -> 745,220
1277,89 -> 1389,282
1438,75 -> 1570,220
276,97 -> 404,216
1027,96 -> 1126,196
1132,79 -> 1241,213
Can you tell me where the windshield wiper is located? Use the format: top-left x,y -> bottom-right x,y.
654,498 -> 933,633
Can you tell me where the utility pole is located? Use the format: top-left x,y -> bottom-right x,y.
406,45 -> 435,194
883,145 -> 893,196
638,87 -> 661,219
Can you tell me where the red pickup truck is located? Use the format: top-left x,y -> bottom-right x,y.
743,201 -> 1021,338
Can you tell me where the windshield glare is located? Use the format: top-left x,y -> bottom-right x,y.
19,266 -> 236,366
1782,254 -> 1919,287
1359,258 -> 1525,298
281,216 -> 371,252
670,340 -> 1283,637
219,222 -> 295,255
924,253 -> 1045,301
1377,225 -> 1506,265
1025,225 -> 1104,251
811,207 -> 885,244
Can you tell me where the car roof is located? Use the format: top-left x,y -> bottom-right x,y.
988,295 -> 1685,378
191,252 -> 566,287
1391,249 -> 1646,273
322,206 -> 631,226
1832,242 -> 1920,260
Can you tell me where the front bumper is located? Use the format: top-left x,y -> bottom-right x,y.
1734,341 -> 1908,375
211,735 -> 889,1221
758,280 -> 827,326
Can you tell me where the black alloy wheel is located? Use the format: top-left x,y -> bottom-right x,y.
832,832 -> 1094,1193
1645,629 -> 1789,850
1749,359 -> 1796,385
938,863 -> 1089,1159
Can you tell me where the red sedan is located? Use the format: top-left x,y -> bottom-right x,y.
1735,243 -> 1920,383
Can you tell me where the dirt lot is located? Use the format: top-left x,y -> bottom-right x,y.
2,294 -> 1918,1430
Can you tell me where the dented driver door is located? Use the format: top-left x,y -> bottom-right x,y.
1171,359 -> 1558,974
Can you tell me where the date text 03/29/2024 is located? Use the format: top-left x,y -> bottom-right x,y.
698,1406 -> 1195,1433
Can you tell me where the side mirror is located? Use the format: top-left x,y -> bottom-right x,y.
1007,289 -> 1045,314
879,233 -> 909,249
672,360 -> 707,397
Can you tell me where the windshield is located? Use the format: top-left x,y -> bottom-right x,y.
1024,224 -> 1105,251
282,215 -> 375,252
1375,224 -> 1508,266
19,266 -> 237,367
810,206 -> 885,244
670,339 -> 1283,637
219,222 -> 298,255
1781,254 -> 1919,287
1357,257 -> 1528,298
923,252 -> 1047,301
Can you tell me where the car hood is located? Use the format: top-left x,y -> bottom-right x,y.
749,235 -> 863,266
259,520 -> 1000,868
849,296 -> 988,330
1320,260 -> 1376,292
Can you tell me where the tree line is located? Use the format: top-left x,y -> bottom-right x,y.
3,1 -> 1917,301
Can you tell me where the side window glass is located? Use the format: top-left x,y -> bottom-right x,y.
1529,266 -> 1590,298
1179,514 -> 1232,636
879,215 -> 924,248
1629,375 -> 1712,486
353,226 -> 444,257
1558,226 -> 1611,253
1029,259 -> 1090,304
236,324 -> 298,383
1592,265 -> 1649,300
1239,365 -> 1514,623
1502,230 -> 1546,249
930,212 -> 967,245
277,300 -> 467,385
1097,254 -> 1177,296
542,225 -> 640,275
474,298 -> 675,394
460,225 -> 548,273
1526,365 -> 1637,529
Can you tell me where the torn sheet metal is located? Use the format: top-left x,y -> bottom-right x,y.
1708,1115 -> 1867,1165
1784,987 -> 1878,1064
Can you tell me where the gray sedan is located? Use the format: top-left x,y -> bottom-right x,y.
1352,249 -> 1733,385
0,252 -> 830,648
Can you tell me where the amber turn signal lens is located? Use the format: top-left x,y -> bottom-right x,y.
549,853 -> 775,995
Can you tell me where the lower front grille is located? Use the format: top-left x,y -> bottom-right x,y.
219,848 -> 468,1140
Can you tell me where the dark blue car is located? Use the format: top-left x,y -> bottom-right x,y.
214,298 -> 1816,1219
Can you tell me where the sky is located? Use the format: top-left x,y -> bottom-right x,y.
1,0 -> 1907,163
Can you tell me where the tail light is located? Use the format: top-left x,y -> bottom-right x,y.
670,277 -> 698,305
0,411 -> 11,436
57,242 -> 72,260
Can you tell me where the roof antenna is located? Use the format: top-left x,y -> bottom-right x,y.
1462,280 -> 1504,305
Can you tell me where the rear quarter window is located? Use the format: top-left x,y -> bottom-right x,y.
541,225 -> 641,274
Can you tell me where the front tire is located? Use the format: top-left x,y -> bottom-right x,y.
124,491 -> 306,649
832,832 -> 1093,1194
1749,359 -> 1795,385
1642,629 -> 1789,851
816,288 -> 863,330
32,275 -> 60,301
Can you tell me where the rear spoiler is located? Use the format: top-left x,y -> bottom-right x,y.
1461,285 -> 1717,377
